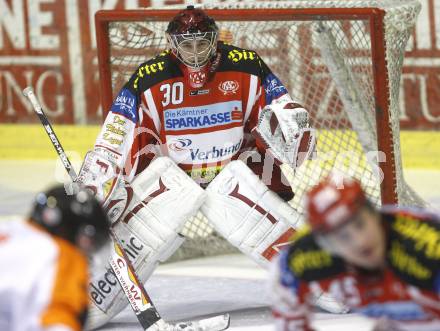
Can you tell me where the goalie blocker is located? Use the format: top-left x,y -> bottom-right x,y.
77,154 -> 206,329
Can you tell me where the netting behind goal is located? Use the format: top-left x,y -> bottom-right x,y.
95,0 -> 424,260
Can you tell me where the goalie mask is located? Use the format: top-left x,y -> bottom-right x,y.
30,185 -> 110,256
166,5 -> 219,88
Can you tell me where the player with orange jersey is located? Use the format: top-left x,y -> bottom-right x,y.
0,185 -> 110,331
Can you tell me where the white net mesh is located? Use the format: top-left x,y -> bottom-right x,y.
99,0 -> 423,260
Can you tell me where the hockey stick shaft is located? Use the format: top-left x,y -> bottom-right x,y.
23,87 -> 77,181
23,87 -> 161,329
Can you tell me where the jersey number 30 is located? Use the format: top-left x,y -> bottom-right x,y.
160,82 -> 184,106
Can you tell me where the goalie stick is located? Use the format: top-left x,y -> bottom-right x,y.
23,87 -> 230,331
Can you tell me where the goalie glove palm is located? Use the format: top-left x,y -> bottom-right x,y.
252,99 -> 316,169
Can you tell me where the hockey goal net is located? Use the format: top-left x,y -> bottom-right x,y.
95,0 -> 423,260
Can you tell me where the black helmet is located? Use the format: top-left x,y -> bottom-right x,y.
30,185 -> 110,255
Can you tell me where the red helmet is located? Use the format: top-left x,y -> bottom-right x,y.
167,6 -> 218,35
305,174 -> 367,233
166,6 -> 219,70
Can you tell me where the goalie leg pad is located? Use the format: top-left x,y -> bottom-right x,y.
201,160 -> 304,268
86,157 -> 206,330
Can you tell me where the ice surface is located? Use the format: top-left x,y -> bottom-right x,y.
0,160 -> 438,331
95,254 -> 375,331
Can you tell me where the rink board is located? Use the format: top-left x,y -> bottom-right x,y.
1,124 -> 439,169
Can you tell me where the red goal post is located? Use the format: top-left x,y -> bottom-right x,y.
94,1 -> 424,258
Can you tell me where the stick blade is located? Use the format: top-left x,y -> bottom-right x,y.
176,314 -> 230,331
150,314 -> 230,331
196,314 -> 230,331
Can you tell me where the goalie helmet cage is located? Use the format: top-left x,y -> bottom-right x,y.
95,0 -> 424,260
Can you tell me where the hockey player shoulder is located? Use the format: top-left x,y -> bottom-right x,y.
385,208 -> 440,262
286,231 -> 345,281
386,211 -> 440,288
219,43 -> 262,73
132,50 -> 177,90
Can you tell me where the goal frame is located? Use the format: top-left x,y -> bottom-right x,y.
94,7 -> 396,205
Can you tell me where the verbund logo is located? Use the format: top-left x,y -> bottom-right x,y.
190,139 -> 242,161
168,138 -> 192,151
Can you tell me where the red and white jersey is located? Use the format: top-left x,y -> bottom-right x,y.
93,43 -> 295,195
269,207 -> 440,331
0,219 -> 89,331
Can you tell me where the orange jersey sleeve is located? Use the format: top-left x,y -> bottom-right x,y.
40,237 -> 89,331
0,220 -> 89,331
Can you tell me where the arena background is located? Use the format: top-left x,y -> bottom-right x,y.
1,2 -> 439,330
